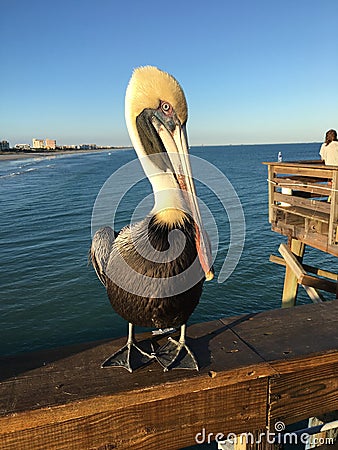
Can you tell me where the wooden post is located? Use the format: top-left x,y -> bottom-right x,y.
329,170 -> 338,246
267,165 -> 275,224
281,238 -> 305,308
279,243 -> 322,304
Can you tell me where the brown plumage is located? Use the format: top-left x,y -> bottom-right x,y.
91,213 -> 204,329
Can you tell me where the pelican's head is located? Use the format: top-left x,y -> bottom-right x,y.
125,66 -> 213,281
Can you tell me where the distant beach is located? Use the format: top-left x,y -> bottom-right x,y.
0,148 -> 132,162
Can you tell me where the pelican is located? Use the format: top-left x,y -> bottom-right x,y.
91,66 -> 213,372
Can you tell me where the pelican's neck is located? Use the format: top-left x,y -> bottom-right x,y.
150,172 -> 187,226
126,121 -> 187,226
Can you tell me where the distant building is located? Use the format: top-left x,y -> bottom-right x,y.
79,144 -> 97,150
15,144 -> 31,150
0,140 -> 10,150
32,138 -> 45,149
61,145 -> 79,150
45,139 -> 56,150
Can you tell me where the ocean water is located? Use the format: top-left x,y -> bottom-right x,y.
1,142 -> 336,360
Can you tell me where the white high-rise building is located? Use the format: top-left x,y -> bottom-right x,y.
32,138 -> 45,149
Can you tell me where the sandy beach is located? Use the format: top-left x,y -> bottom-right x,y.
0,148 -> 131,162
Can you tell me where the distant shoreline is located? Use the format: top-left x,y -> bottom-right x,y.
0,147 -> 132,162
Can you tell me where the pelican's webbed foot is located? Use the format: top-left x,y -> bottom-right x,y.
102,323 -> 155,372
101,341 -> 154,372
155,324 -> 199,371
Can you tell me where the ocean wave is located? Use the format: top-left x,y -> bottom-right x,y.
0,164 -> 55,179
0,167 -> 39,178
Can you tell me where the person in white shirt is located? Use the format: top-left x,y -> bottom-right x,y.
320,129 -> 338,165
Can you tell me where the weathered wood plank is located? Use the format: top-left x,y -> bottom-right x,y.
262,161 -> 326,168
272,205 -> 329,223
279,240 -> 307,307
273,174 -> 328,182
271,166 -> 332,179
271,223 -> 335,256
299,274 -> 337,294
1,303 -> 337,450
0,378 -> 269,450
270,254 -> 338,293
273,192 -> 330,214
221,302 -> 338,433
269,360 -> 338,427
269,254 -> 338,280
272,177 -> 331,197
329,170 -> 338,246
222,302 -> 338,435
268,165 -> 275,223
220,302 -> 338,363
279,243 -> 323,304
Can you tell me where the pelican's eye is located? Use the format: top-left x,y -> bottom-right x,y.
161,101 -> 172,115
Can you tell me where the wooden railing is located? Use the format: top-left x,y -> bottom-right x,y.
0,302 -> 337,449
263,160 -> 338,256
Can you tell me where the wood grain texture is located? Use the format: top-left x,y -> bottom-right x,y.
279,240 -> 309,307
279,243 -> 322,304
0,303 -> 337,449
273,193 -> 330,214
1,378 -> 268,450
270,254 -> 338,281
269,360 -> 338,426
269,165 -> 332,178
329,171 -> 338,246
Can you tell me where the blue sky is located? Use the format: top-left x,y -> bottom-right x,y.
1,0 -> 338,146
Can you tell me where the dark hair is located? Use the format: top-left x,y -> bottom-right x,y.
325,129 -> 337,146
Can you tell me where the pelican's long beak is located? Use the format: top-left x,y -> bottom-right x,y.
152,114 -> 214,281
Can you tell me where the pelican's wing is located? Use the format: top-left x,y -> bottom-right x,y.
90,226 -> 117,287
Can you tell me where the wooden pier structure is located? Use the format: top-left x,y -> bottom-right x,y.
0,302 -> 337,449
264,160 -> 338,307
